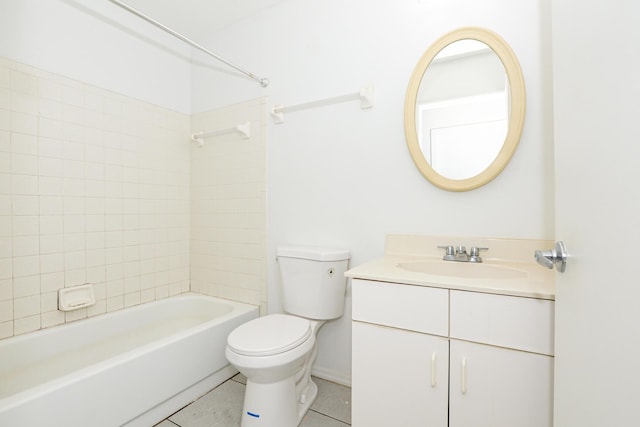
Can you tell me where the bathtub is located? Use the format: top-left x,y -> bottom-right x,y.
0,293 -> 258,427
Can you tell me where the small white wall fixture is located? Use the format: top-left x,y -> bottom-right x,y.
190,122 -> 251,147
271,84 -> 374,123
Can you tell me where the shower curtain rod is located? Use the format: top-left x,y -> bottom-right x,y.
106,0 -> 269,88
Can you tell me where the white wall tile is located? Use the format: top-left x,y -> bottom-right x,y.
40,253 -> 63,274
62,122 -> 83,143
38,156 -> 62,176
62,159 -> 84,178
14,315 -> 40,335
14,294 -> 40,318
11,133 -> 37,155
0,236 -> 11,258
0,109 -> 8,132
38,118 -> 62,140
12,195 -> 38,215
41,310 -> 65,328
13,235 -> 39,256
40,215 -> 62,235
13,275 -> 39,298
41,271 -> 64,293
63,141 -> 84,160
64,268 -> 86,286
0,278 -> 12,300
63,215 -> 85,233
40,234 -> 63,253
64,250 -> 86,270
106,295 -> 123,312
64,233 -> 85,252
11,153 -> 38,175
40,291 -> 58,312
86,266 -> 105,284
0,152 -> 8,174
38,138 -> 62,159
0,184 -> 7,202
2,58 -> 190,340
0,131 -> 9,152
0,299 -> 12,321
39,98 -> 62,120
11,112 -> 38,135
86,248 -> 105,267
13,255 -> 39,277
39,196 -> 63,215
0,258 -> 13,279
39,176 -> 62,195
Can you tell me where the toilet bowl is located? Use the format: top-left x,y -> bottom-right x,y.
225,246 -> 349,427
226,314 -> 324,426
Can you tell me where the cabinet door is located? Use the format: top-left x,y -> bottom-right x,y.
352,321 -> 448,427
449,340 -> 553,427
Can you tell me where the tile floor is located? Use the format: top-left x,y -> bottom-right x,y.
155,374 -> 351,427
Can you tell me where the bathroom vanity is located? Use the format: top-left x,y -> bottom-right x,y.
346,235 -> 554,427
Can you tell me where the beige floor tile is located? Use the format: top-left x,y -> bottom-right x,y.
300,410 -> 350,427
164,375 -> 351,427
169,379 -> 245,427
310,378 -> 351,424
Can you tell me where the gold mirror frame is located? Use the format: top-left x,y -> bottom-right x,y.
404,27 -> 526,192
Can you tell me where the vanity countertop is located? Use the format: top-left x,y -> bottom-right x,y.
345,234 -> 555,300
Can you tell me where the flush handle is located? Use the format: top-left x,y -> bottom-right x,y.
535,241 -> 567,272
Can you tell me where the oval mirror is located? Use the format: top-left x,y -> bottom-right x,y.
404,27 -> 526,191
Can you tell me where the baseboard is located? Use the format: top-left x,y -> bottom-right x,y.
310,366 -> 351,387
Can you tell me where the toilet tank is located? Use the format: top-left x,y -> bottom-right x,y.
277,246 -> 350,320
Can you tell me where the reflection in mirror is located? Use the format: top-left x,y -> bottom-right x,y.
404,27 -> 526,192
417,40 -> 508,180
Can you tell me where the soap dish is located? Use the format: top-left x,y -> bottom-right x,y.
58,283 -> 96,311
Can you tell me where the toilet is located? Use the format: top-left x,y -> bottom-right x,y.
225,246 -> 350,427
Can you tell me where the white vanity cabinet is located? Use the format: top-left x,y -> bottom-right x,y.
352,279 -> 449,427
448,290 -> 554,427
352,279 -> 554,427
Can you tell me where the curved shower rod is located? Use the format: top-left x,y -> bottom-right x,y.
106,0 -> 269,88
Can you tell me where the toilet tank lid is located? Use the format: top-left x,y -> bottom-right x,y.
277,246 -> 350,261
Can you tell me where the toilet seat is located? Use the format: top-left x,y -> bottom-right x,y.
227,314 -> 312,357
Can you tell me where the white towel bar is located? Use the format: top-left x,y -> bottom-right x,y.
271,85 -> 374,123
190,122 -> 251,147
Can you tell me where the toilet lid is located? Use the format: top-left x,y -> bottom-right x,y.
227,314 -> 312,357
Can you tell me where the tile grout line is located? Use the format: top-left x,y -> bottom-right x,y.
307,408 -> 351,425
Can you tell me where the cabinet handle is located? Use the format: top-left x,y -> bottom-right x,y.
461,357 -> 467,395
431,352 -> 437,388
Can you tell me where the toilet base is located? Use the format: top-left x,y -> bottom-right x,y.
240,376 -> 318,427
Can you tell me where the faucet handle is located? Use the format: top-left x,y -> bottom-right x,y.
469,246 -> 488,262
437,245 -> 455,261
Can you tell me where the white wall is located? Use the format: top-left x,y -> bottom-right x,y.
0,0 -> 192,114
191,0 -> 554,384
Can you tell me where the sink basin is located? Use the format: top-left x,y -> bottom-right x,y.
396,261 -> 527,280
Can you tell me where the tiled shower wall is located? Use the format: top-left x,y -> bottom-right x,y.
190,99 -> 267,314
0,58 -> 191,339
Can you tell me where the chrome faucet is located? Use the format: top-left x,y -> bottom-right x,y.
437,245 -> 488,263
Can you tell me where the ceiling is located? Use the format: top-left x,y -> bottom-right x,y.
117,0 -> 287,40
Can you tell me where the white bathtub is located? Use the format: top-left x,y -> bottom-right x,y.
0,293 -> 258,427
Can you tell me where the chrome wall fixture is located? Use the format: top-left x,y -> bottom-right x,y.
535,241 -> 567,272
106,0 -> 269,88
